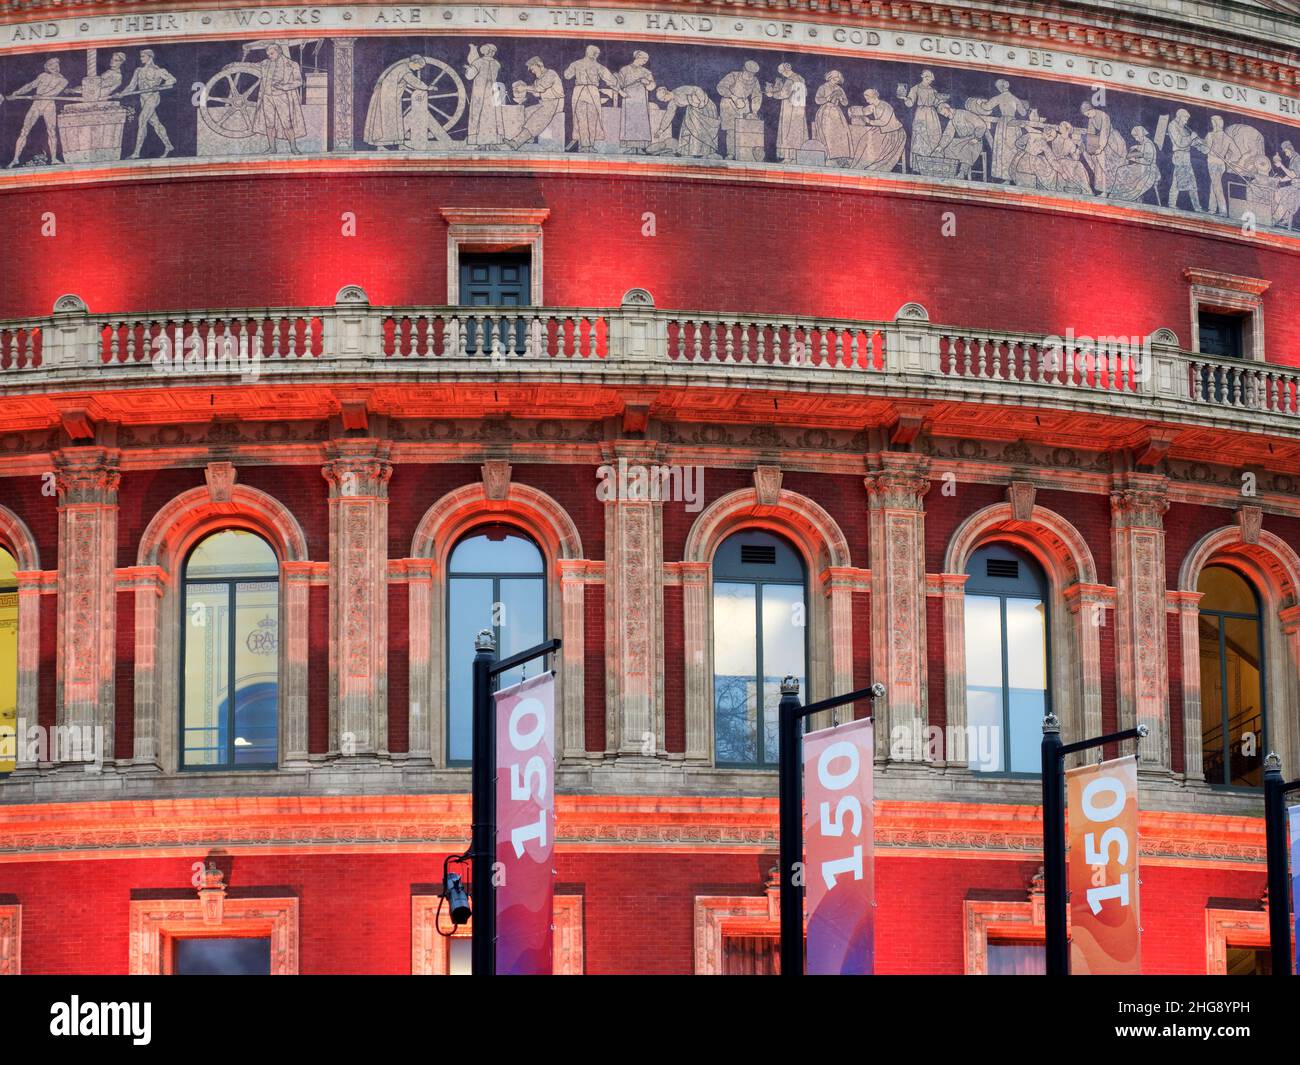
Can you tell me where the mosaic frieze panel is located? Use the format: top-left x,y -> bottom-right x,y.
0,13 -> 1299,232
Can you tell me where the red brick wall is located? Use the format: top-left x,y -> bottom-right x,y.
852,591 -> 872,720
114,590 -> 134,760
584,583 -> 606,753
309,584 -> 330,754
0,847 -> 1265,974
5,174 -> 1300,361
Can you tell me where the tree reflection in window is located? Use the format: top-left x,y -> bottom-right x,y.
712,530 -> 806,768
181,530 -> 280,769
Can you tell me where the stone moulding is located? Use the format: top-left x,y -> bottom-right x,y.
0,795 -> 1267,868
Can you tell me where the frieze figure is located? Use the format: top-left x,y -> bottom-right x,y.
465,44 -> 504,149
616,51 -> 656,154
505,57 -> 564,151
1079,101 -> 1125,197
6,58 -> 68,167
935,100 -> 989,181
764,63 -> 807,162
120,50 -> 176,160
651,84 -> 720,158
716,61 -> 763,161
252,44 -> 305,154
1110,125 -> 1161,203
563,45 -> 619,152
812,70 -> 852,167
984,79 -> 1028,181
1160,108 -> 1203,212
897,70 -> 947,168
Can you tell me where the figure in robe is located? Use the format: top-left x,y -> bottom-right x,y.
936,102 -> 989,180
1165,109 -> 1203,211
564,46 -> 619,151
897,70 -> 946,166
253,44 -> 306,153
1110,126 -> 1161,203
764,64 -> 807,161
364,56 -> 431,149
1270,142 -> 1300,228
465,44 -> 503,148
652,85 -> 720,158
847,89 -> 906,172
1046,122 -> 1092,193
716,61 -> 762,160
617,51 -> 655,153
984,79 -> 1027,181
1079,102 -> 1125,196
1008,121 -> 1057,190
505,57 -> 564,150
812,71 -> 851,166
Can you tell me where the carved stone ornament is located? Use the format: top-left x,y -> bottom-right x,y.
753,465 -> 783,506
198,864 -> 226,926
1237,505 -> 1263,545
334,285 -> 370,306
1007,481 -> 1036,523
482,459 -> 513,502
621,288 -> 654,307
205,461 -> 237,504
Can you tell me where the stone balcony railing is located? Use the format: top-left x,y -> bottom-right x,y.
1,288 -> 1298,431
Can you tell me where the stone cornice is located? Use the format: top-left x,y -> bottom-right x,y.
0,793 -> 1266,867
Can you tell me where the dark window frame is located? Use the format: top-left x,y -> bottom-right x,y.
712,529 -> 809,770
1198,564 -> 1268,790
964,542 -> 1052,778
444,523 -> 548,767
178,530 -> 281,773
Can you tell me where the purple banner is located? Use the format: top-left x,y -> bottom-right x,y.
804,717 -> 874,975
494,672 -> 555,976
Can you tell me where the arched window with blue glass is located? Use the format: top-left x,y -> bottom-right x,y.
964,543 -> 1050,775
712,529 -> 807,768
180,529 -> 280,769
446,524 -> 546,765
1197,564 -> 1266,788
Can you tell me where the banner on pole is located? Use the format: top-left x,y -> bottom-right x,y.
1067,754 -> 1140,974
494,671 -> 556,976
804,716 -> 874,975
1290,804 -> 1300,976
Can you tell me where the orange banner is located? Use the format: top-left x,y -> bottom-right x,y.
1067,754 -> 1140,975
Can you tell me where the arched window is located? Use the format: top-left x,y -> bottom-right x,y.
0,546 -> 16,774
712,530 -> 807,768
180,530 -> 280,769
1197,565 -> 1265,788
446,524 -> 546,765
964,543 -> 1049,774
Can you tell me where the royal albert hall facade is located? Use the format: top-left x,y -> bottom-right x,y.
0,0 -> 1299,976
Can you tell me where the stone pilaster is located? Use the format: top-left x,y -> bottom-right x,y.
404,558 -> 436,763
603,444 -> 664,760
1110,474 -> 1171,771
936,572 -> 968,767
679,560 -> 712,762
865,453 -> 930,763
323,440 -> 392,758
1172,589 -> 1206,781
10,571 -> 45,772
557,559 -> 589,762
1064,583 -> 1112,762
820,566 -> 867,729
281,560 -> 314,766
124,565 -> 165,769
54,448 -> 120,765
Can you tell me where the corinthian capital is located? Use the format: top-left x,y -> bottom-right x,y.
322,440 -> 393,499
53,448 -> 121,505
865,454 -> 931,510
1110,474 -> 1169,529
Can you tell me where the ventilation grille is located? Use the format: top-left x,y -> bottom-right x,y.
986,558 -> 1020,580
741,545 -> 777,565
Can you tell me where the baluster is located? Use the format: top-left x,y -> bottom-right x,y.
755,324 -> 767,364
739,322 -> 750,363
818,328 -> 829,366
691,321 -> 702,361
673,320 -> 685,361
589,316 -> 600,359
849,330 -> 860,369
721,321 -> 734,363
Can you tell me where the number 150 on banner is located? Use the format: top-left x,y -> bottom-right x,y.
1067,754 -> 1140,975
804,717 -> 875,976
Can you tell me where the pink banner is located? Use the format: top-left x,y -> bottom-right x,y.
804,717 -> 874,975
494,672 -> 556,976
1067,754 -> 1141,975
